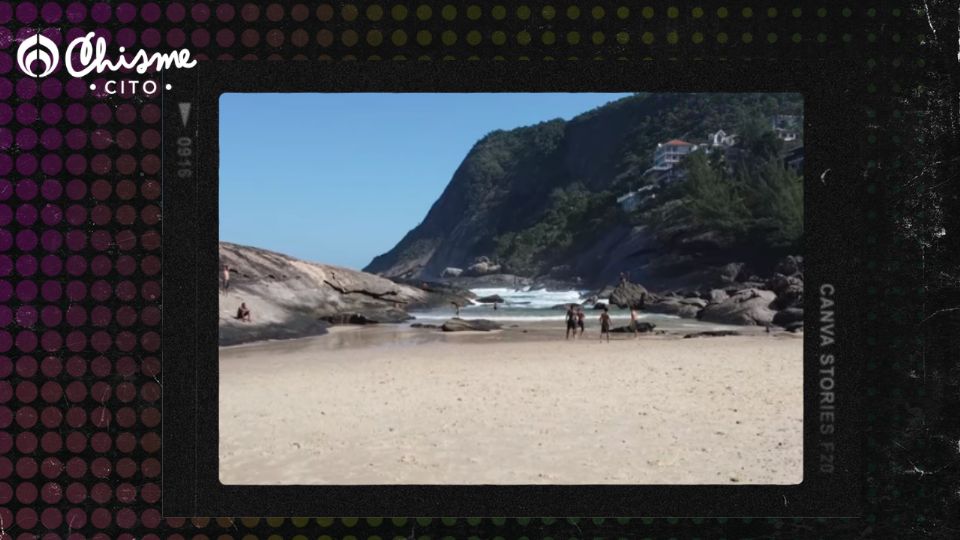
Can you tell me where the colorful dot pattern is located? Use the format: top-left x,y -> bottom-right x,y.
0,1 -> 928,537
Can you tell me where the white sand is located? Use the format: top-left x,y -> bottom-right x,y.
219,328 -> 803,485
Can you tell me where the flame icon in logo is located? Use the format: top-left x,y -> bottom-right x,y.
17,33 -> 59,78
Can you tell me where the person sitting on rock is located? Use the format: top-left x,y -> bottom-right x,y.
235,302 -> 251,322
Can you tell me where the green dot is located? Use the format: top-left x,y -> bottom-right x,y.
467,30 -> 482,45
617,7 -> 630,19
542,6 -> 555,19
442,5 -> 457,20
893,8 -> 902,16
566,31 -> 580,44
641,32 -> 654,44
517,6 -> 531,19
389,5 -> 406,20
517,30 -> 531,44
366,5 -> 383,20
616,32 -> 629,44
491,5 -> 506,19
692,7 -> 704,18
565,6 -> 580,19
868,8 -> 876,17
667,6 -> 679,18
842,7 -> 852,17
792,32 -> 802,42
367,30 -> 383,45
442,30 -> 457,44
491,31 -> 506,44
817,7 -> 827,17
416,5 -> 432,20
842,33 -> 852,42
466,5 -> 482,19
642,7 -> 654,19
392,30 -> 407,45
592,31 -> 605,44
717,32 -> 728,43
417,30 -> 432,45
742,32 -> 753,43
717,7 -> 728,18
667,31 -> 679,44
692,32 -> 703,43
792,8 -> 802,17
541,31 -> 555,44
867,33 -> 876,42
817,33 -> 826,42
767,7 -> 778,17
742,7 -> 753,17
592,6 -> 605,19
767,32 -> 778,43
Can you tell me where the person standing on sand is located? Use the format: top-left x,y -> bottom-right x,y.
599,307 -> 611,342
576,306 -> 586,337
630,306 -> 641,339
565,304 -> 577,340
222,264 -> 231,290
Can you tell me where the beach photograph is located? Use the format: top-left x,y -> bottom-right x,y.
218,93 -> 805,485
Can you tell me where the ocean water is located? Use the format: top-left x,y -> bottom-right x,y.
407,287 -> 752,333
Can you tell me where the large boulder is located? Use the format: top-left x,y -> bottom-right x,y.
698,288 -> 777,326
766,273 -> 804,310
773,307 -> 804,327
644,297 -> 703,319
719,262 -> 748,283
441,267 -> 463,278
775,255 -> 804,277
441,318 -> 502,332
706,289 -> 729,304
609,281 -> 650,309
476,294 -> 505,304
465,261 -> 503,276
611,322 -> 657,333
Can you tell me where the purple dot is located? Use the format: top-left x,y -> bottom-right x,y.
16,306 -> 37,327
167,3 -> 186,22
65,128 -> 86,149
0,281 -> 10,301
90,2 -> 111,23
65,155 -> 85,175
0,80 -> 9,100
16,103 -> 37,124
16,1 -> 38,23
0,128 -> 9,148
66,2 -> 86,22
15,129 -> 37,150
16,205 -> 37,226
41,154 -> 62,175
40,78 -> 62,99
117,28 -> 136,48
40,255 -> 60,276
0,230 -> 10,251
192,29 -> 211,47
41,104 -> 62,125
41,180 -> 62,200
65,231 -> 86,251
0,180 -> 10,201
116,3 -> 136,23
0,255 -> 8,275
0,306 -> 9,326
15,255 -> 37,276
16,180 -> 38,200
16,230 -> 38,251
142,28 -> 161,48
65,180 -> 85,200
0,3 -> 11,24
65,104 -> 86,124
91,104 -> 111,124
16,154 -> 37,175
41,306 -> 61,326
40,281 -> 60,301
65,282 -> 85,302
0,53 -> 11,74
16,280 -> 37,301
0,104 -> 11,124
40,230 -> 61,252
41,205 -> 62,225
41,3 -> 62,23
16,78 -> 36,99
141,2 -> 161,22
65,79 -> 86,99
40,129 -> 62,150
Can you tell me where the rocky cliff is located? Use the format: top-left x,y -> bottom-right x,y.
219,242 -> 469,346
364,93 -> 803,290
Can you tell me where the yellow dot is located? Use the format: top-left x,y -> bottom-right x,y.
517,6 -> 531,20
667,31 -> 678,43
442,30 -> 457,44
467,5 -> 482,19
542,31 -> 556,44
366,5 -> 383,20
741,32 -> 752,43
592,6 -> 605,19
667,7 -> 679,18
517,31 -> 531,44
616,32 -> 629,44
492,31 -> 506,45
341,30 -> 358,46
717,7 -> 728,18
742,7 -> 753,18
567,31 -> 580,44
692,7 -> 704,18
417,30 -> 432,45
492,5 -> 506,19
617,6 -> 630,18
367,30 -> 383,45
392,30 -> 407,45
467,30 -> 482,45
392,5 -> 408,20
441,5 -> 457,20
767,7 -> 778,17
416,5 -> 432,20
542,6 -> 555,19
567,6 -> 580,19
642,7 -> 654,19
692,32 -> 703,43
717,32 -> 728,43
592,31 -> 605,44
767,33 -> 778,43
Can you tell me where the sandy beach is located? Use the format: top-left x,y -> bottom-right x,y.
219,325 -> 802,485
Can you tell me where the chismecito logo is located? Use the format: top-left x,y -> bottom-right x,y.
16,31 -> 196,92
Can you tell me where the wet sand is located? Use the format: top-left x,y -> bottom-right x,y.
219,325 -> 803,485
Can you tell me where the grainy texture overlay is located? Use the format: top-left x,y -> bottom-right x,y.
0,0 -> 954,538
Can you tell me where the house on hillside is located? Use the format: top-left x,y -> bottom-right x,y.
707,129 -> 737,148
771,114 -> 801,142
651,139 -> 697,171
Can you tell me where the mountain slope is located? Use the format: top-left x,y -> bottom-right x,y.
365,93 -> 803,289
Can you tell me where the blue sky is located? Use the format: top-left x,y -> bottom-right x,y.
219,92 -> 633,269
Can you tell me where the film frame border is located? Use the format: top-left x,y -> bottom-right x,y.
161,59 -> 864,518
